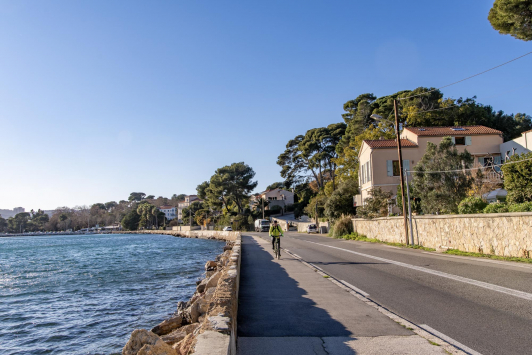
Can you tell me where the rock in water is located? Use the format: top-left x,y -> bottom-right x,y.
122,329 -> 177,355
151,315 -> 183,336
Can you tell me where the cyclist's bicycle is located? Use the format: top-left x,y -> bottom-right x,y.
273,236 -> 281,259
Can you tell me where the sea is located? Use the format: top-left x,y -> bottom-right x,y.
0,233 -> 224,355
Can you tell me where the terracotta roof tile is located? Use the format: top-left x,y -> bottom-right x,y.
404,125 -> 502,136
364,139 -> 418,149
159,205 -> 176,209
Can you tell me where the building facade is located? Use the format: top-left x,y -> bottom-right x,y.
356,126 -> 504,209
159,205 -> 177,220
250,188 -> 294,212
177,195 -> 202,222
500,129 -> 532,159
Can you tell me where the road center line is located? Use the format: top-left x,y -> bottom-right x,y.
303,240 -> 532,302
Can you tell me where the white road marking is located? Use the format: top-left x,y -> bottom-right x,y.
418,324 -> 483,355
303,240 -> 532,302
421,251 -> 532,270
339,280 -> 370,297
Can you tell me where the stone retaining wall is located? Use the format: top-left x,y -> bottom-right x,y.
352,212 -> 532,258
121,232 -> 242,355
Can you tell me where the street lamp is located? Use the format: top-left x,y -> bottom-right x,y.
370,99 -> 409,245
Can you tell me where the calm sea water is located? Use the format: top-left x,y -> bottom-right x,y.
0,233 -> 224,355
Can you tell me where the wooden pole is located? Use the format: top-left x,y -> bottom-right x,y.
394,99 -> 409,245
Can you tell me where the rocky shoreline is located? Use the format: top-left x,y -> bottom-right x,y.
121,233 -> 241,355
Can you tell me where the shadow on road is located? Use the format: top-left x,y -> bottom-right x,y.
237,235 -> 354,343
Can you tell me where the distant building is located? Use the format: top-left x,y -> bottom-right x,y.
177,195 -> 202,222
43,210 -> 56,218
500,129 -> 532,159
159,205 -> 177,220
13,207 -> 25,214
250,188 -> 294,212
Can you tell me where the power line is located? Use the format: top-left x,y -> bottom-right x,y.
398,51 -> 532,101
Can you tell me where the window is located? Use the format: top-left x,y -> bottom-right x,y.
455,137 -> 465,145
392,160 -> 400,176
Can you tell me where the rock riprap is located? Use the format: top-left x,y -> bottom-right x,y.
122,239 -> 240,355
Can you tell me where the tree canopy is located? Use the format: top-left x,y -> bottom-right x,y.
277,123 -> 346,190
197,162 -> 257,214
501,152 -> 532,203
412,137 -> 474,214
488,0 -> 532,41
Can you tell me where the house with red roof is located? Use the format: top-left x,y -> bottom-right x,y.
355,125 -> 504,211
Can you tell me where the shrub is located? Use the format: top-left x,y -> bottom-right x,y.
329,215 -> 353,238
483,202 -> 509,214
508,201 -> 532,212
458,197 -> 488,214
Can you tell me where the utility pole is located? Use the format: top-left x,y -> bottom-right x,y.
405,167 -> 414,245
262,198 -> 264,220
394,99 -> 409,245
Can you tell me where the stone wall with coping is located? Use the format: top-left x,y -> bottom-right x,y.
352,212 -> 532,258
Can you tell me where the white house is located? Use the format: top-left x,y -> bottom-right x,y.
250,188 -> 294,212
159,205 -> 177,220
500,129 -> 532,159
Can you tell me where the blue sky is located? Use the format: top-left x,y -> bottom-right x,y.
1,1 -> 531,211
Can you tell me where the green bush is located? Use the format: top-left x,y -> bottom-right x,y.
458,197 -> 488,214
483,202 -> 509,214
508,201 -> 532,212
329,215 -> 353,238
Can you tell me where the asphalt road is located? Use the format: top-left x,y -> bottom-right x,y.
245,231 -> 532,355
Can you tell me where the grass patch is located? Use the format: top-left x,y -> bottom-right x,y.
445,249 -> 532,264
336,232 -> 435,252
428,340 -> 440,346
322,275 -> 330,278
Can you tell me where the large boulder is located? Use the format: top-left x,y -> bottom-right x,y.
205,260 -> 217,271
122,329 -> 177,355
151,315 -> 183,336
161,330 -> 186,346
205,271 -> 221,290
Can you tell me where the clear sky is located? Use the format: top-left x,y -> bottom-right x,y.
1,0 -> 531,211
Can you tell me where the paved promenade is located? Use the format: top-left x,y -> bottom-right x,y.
236,234 -> 454,355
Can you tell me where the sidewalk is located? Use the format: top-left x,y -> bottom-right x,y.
236,235 -> 454,355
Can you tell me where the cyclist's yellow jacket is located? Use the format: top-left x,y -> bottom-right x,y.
269,224 -> 283,237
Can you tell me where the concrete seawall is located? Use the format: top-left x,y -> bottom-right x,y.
115,230 -> 240,242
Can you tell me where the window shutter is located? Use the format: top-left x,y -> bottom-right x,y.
465,136 -> 472,145
478,157 -> 485,166
366,162 -> 370,182
368,160 -> 371,182
403,160 -> 410,174
361,163 -> 365,184
387,160 -> 393,176
451,137 -> 456,144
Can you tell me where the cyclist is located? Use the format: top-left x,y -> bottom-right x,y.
269,220 -> 283,254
